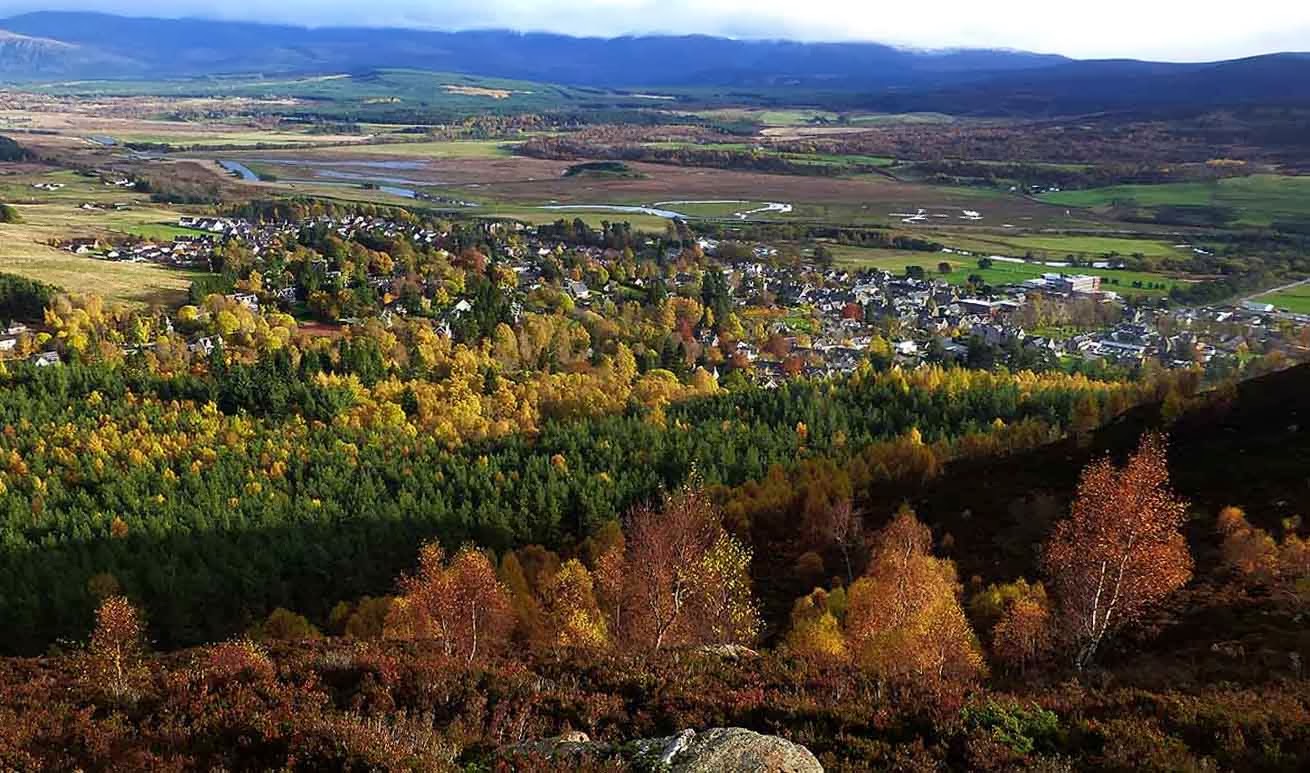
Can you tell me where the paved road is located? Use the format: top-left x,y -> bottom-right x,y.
1239,277 -> 1310,304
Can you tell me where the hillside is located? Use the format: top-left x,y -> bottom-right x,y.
0,11 -> 1066,87
0,29 -> 131,77
1,363 -> 1308,771
1,12 -> 1308,116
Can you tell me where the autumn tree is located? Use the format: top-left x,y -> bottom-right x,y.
785,588 -> 848,662
1217,506 -> 1280,582
541,559 -> 609,650
808,498 -> 863,584
329,596 -> 394,640
973,580 -> 1055,674
686,532 -> 761,646
844,507 -> 986,695
585,520 -> 628,639
1218,506 -> 1310,604
387,543 -> 513,664
622,484 -> 759,653
84,595 -> 148,702
250,607 -> 321,641
1043,433 -> 1192,670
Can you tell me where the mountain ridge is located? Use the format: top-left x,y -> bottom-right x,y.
0,11 -> 1308,116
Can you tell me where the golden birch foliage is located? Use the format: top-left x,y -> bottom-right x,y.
845,508 -> 986,692
992,596 -> 1054,673
84,595 -> 148,701
688,533 -> 761,646
786,589 -> 848,662
542,559 -> 609,650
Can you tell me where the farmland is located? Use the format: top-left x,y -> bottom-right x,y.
1252,282 -> 1310,314
925,231 -> 1194,261
0,169 -> 201,304
831,244 -> 1194,297
1039,174 -> 1310,227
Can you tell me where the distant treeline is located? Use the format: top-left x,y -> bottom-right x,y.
690,221 -> 940,253
518,136 -> 884,176
909,160 -> 1250,192
0,135 -> 32,163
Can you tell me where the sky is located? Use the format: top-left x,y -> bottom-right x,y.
1,0 -> 1308,62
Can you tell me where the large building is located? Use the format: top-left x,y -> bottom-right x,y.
1025,273 -> 1103,296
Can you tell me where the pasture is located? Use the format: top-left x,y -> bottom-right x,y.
831,245 -> 1191,297
0,169 -> 201,304
1039,175 -> 1310,227
1252,283 -> 1310,314
923,231 -> 1192,261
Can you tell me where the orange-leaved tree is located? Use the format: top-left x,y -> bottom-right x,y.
387,542 -> 513,664
622,483 -> 759,653
1217,506 -> 1310,604
1043,432 -> 1192,670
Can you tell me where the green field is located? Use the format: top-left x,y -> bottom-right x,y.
114,223 -> 206,240
927,231 -> 1191,261
475,205 -> 671,232
1252,283 -> 1310,314
28,70 -> 666,116
832,245 -> 1189,297
1039,175 -> 1310,227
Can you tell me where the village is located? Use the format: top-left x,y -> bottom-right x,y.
24,209 -> 1310,382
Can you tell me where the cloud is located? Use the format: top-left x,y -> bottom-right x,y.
1,0 -> 1307,61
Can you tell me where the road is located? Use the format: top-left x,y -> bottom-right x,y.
1239,277 -> 1310,304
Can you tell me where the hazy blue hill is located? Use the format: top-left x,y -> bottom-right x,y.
0,27 -> 139,77
0,11 -> 1306,116
0,11 -> 1066,87
867,54 -> 1310,115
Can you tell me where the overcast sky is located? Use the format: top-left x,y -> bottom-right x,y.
2,0 -> 1308,61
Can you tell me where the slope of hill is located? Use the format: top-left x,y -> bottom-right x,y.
2,12 -> 1306,116
868,53 -> 1310,115
0,28 -> 134,77
0,11 -> 1066,87
1,364 -> 1308,770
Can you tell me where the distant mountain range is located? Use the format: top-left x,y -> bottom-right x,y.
1,11 -> 1308,115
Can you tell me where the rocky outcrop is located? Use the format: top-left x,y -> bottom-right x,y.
500,727 -> 822,771
632,727 -> 822,772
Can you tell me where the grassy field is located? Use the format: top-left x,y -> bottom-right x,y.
831,245 -> 1189,297
924,231 -> 1191,261
1252,283 -> 1310,314
116,222 -> 207,240
0,252 -> 201,306
1039,175 -> 1310,227
0,170 -> 201,305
